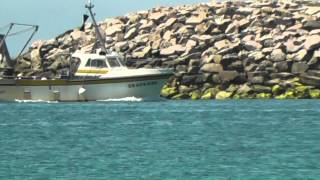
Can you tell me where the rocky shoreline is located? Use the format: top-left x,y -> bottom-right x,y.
14,0 -> 320,100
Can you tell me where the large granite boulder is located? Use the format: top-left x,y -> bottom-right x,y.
304,35 -> 320,51
201,63 -> 223,73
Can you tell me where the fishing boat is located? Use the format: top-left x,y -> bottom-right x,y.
0,1 -> 172,102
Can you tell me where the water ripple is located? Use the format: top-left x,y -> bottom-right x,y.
0,100 -> 320,180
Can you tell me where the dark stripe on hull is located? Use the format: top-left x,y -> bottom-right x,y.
0,74 -> 172,86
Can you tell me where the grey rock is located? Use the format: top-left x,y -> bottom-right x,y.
244,41 -> 263,51
247,71 -> 268,83
221,53 -> 239,67
204,73 -> 214,82
309,50 -> 320,66
175,65 -> 188,74
132,46 -> 151,59
178,85 -> 194,94
114,41 -> 129,51
201,63 -> 223,73
237,84 -> 253,94
263,39 -> 275,48
196,73 -> 211,84
185,40 -> 197,53
300,74 -> 320,87
248,51 -> 265,61
148,12 -> 166,22
270,49 -> 286,62
124,27 -> 138,40
164,18 -> 177,27
304,35 -> 320,51
244,64 -> 258,72
310,29 -> 320,35
219,71 -> 239,83
252,85 -> 272,93
160,45 -> 186,56
186,16 -> 205,25
217,42 -> 241,55
188,66 -> 200,74
214,39 -> 231,50
303,21 -> 320,31
293,49 -> 308,62
291,62 -> 309,74
15,58 -> 31,73
228,61 -> 243,71
306,70 -> 320,77
285,39 -> 302,53
105,24 -> 124,36
270,72 -> 294,79
181,75 -> 198,85
305,6 -> 320,15
216,18 -> 231,32
195,21 -> 214,34
225,23 -> 238,34
211,74 -> 222,84
274,61 -> 289,72
236,7 -> 254,15
139,20 -> 155,31
249,76 -> 265,84
30,48 -> 42,70
189,59 -> 201,67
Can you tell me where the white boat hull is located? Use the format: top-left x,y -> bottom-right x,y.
0,74 -> 170,102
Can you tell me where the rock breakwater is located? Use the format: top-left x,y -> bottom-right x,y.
15,0 -> 320,99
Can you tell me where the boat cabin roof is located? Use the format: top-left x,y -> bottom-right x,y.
72,52 -> 125,70
72,52 -> 119,60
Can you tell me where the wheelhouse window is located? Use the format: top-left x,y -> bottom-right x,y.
85,59 -> 107,68
107,57 -> 122,68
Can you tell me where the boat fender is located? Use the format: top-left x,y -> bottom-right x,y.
78,87 -> 86,95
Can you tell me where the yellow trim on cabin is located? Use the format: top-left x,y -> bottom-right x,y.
76,69 -> 108,74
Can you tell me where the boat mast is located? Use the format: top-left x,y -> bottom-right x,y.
85,0 -> 107,54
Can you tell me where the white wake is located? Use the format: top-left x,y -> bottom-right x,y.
14,99 -> 58,103
96,97 -> 143,102
14,97 -> 144,103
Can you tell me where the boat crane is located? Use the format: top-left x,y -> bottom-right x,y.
0,23 -> 38,60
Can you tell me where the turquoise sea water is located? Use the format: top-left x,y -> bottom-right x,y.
0,100 -> 319,180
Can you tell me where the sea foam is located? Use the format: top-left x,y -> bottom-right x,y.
96,97 -> 143,102
14,99 -> 59,103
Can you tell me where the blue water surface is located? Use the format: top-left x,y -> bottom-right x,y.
0,100 -> 319,180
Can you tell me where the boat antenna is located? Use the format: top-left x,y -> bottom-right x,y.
85,0 -> 107,54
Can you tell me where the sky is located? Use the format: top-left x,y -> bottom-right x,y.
0,0 -> 207,56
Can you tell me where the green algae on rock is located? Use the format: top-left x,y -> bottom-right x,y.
215,91 -> 232,100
